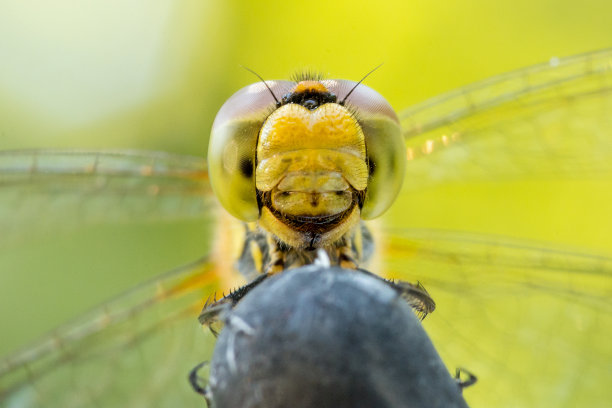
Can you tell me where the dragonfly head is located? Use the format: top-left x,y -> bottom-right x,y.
208,76 -> 406,247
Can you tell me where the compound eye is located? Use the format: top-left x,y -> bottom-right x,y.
360,116 -> 405,220
208,80 -> 294,221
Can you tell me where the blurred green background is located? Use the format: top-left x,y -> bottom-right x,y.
2,0 -> 611,154
0,0 -> 611,406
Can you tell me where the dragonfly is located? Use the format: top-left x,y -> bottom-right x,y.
1,48 -> 611,408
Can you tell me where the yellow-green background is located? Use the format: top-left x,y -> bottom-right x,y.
0,0 -> 610,405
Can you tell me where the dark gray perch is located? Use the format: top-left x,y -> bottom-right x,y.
202,265 -> 471,408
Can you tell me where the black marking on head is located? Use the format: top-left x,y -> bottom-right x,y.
256,189 -> 265,214
239,157 -> 253,178
281,89 -> 337,110
356,190 -> 366,209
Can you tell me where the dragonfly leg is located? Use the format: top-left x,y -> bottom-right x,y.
356,269 -> 436,319
265,234 -> 285,274
391,280 -> 436,319
337,236 -> 358,269
189,361 -> 213,406
198,273 -> 270,332
454,367 -> 478,391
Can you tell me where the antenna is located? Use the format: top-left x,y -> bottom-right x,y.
340,63 -> 383,104
241,65 -> 280,106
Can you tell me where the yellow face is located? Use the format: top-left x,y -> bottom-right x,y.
208,78 -> 405,248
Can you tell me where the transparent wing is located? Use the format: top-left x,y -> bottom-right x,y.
0,149 -> 212,240
400,49 -> 612,186
0,149 -> 225,407
385,48 -> 612,407
381,229 -> 611,408
0,257 -> 221,408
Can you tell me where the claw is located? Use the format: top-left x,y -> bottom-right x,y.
455,367 -> 478,391
189,361 -> 213,406
199,273 -> 271,330
385,279 -> 436,319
